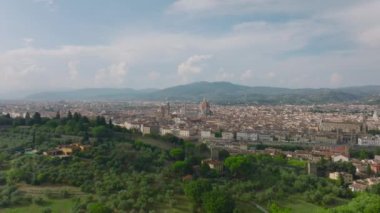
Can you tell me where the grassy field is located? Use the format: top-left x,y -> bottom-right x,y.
237,201 -> 264,213
1,185 -> 86,213
278,195 -> 328,213
158,196 -> 263,213
0,128 -> 30,149
281,199 -> 327,213
4,198 -> 264,213
288,159 -> 307,168
2,199 -> 76,213
157,195 -> 193,213
278,194 -> 350,213
17,184 -> 87,197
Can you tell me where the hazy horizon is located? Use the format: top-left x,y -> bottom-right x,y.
1,0 -> 380,97
2,80 -> 380,100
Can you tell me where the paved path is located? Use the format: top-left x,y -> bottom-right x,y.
251,201 -> 268,213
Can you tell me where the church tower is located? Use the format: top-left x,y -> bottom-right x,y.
373,110 -> 379,122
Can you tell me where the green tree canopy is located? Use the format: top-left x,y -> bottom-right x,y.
92,126 -> 111,138
184,179 -> 212,205
169,148 -> 185,160
224,155 -> 254,178
330,193 -> 380,213
87,203 -> 112,213
171,160 -> 191,176
219,149 -> 230,161
32,112 -> 42,125
202,189 -> 235,213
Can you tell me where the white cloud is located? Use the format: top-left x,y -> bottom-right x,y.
0,64 -> 44,90
168,0 -> 219,13
1,23 -> 311,83
215,67 -> 235,81
168,0 -> 358,16
34,0 -> 57,11
359,27 -> 380,47
323,1 -> 380,47
95,62 -> 128,86
178,54 -> 212,80
267,72 -> 276,79
1,0 -> 380,94
0,15 -> 338,92
34,0 -> 55,5
330,72 -> 343,86
220,72 -> 235,81
240,69 -> 254,81
148,71 -> 160,81
233,21 -> 269,32
0,18 -> 377,92
67,60 -> 79,80
23,38 -> 35,47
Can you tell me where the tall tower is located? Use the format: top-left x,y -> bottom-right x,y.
180,103 -> 187,115
199,98 -> 212,117
307,161 -> 318,176
166,102 -> 170,117
362,115 -> 368,134
373,110 -> 379,122
210,146 -> 219,160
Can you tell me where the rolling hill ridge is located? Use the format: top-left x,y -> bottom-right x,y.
26,82 -> 380,104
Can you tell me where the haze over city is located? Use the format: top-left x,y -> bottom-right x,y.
1,0 -> 380,99
3,1 -> 380,213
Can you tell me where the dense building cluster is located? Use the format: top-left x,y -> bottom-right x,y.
1,101 -> 380,146
2,100 -> 380,195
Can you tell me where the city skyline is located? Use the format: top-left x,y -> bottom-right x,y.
1,0 -> 380,97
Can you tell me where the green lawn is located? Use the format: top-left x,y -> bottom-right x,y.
2,199 -> 76,213
18,184 -> 86,196
0,131 -> 30,149
237,201 -> 263,213
279,195 -> 328,213
158,195 -> 193,213
158,196 -> 263,213
1,185 -> 87,213
288,159 -> 307,168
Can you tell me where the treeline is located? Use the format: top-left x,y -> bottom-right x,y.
254,144 -> 305,151
330,184 -> 380,213
177,153 -> 355,211
0,111 -> 127,140
317,159 -> 356,177
350,148 -> 380,160
146,133 -> 185,146
0,112 -> 374,212
184,179 -> 235,213
5,139 -> 177,212
368,129 -> 380,135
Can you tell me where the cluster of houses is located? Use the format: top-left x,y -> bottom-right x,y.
267,145 -> 380,192
201,143 -> 380,192
124,121 -> 198,139
122,120 -> 380,147
349,177 -> 380,192
326,171 -> 380,192
122,121 -> 276,142
43,143 -> 91,158
261,146 -> 380,192
116,108 -> 380,149
358,135 -> 380,146
201,159 -> 224,173
329,172 -> 353,184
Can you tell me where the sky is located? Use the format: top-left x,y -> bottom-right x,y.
0,0 -> 380,97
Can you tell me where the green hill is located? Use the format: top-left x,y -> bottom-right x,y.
25,82 -> 380,104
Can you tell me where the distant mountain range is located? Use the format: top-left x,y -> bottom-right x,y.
27,88 -> 155,101
26,81 -> 380,104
